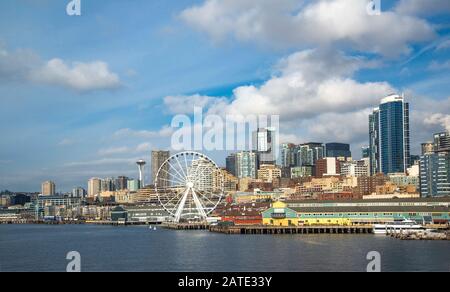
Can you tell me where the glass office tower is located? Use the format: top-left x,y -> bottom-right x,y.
370,94 -> 410,175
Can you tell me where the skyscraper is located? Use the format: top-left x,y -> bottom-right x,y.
88,178 -> 102,198
434,132 -> 450,152
236,151 -> 257,179
226,153 -> 237,176
297,143 -> 324,167
325,143 -> 351,159
72,187 -> 86,198
369,94 -> 410,175
420,151 -> 450,197
41,181 -> 56,196
421,142 -> 434,155
361,146 -> 370,159
115,176 -> 129,191
151,150 -> 170,186
253,127 -> 277,166
102,178 -> 116,192
369,109 -> 380,175
280,143 -> 297,168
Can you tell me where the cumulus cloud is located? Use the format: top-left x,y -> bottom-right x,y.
0,44 -> 121,92
164,94 -> 227,115
424,113 -> 450,132
180,0 -> 436,57
164,49 -> 397,149
29,59 -> 121,92
395,0 -> 450,16
98,143 -> 153,157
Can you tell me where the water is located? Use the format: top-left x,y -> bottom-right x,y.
0,225 -> 449,272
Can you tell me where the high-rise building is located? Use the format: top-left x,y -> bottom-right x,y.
127,179 -> 139,192
361,146 -> 370,159
72,187 -> 86,198
434,132 -> 450,152
420,151 -> 450,197
41,181 -> 56,196
253,127 -> 277,165
88,178 -> 102,198
369,94 -> 410,175
115,176 -> 129,191
236,151 -> 257,179
151,150 -> 170,186
369,109 -> 380,175
280,143 -> 297,168
190,158 -> 214,192
325,143 -> 351,159
101,178 -> 116,192
226,153 -> 237,176
421,142 -> 434,155
297,143 -> 324,167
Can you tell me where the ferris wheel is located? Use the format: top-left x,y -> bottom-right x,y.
155,151 -> 224,223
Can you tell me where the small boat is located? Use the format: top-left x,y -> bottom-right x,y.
373,219 -> 425,235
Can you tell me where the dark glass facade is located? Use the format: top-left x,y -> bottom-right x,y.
369,95 -> 410,175
325,143 -> 351,159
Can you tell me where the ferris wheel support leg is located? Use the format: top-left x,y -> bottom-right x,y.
191,188 -> 208,221
174,187 -> 190,223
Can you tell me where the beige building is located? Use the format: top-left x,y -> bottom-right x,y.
151,150 -> 170,186
41,181 -> 56,196
257,165 -> 282,183
213,169 -> 238,192
295,177 -> 358,195
135,186 -> 159,203
88,178 -> 102,198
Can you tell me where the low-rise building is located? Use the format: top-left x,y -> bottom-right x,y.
262,201 -> 299,226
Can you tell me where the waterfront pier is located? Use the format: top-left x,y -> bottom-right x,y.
162,222 -> 209,230
209,225 -> 374,235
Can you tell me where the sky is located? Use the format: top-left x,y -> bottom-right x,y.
0,0 -> 450,192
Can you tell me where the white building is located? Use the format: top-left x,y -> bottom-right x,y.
341,159 -> 370,177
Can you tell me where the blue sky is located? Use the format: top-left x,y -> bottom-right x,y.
1,0 -> 450,192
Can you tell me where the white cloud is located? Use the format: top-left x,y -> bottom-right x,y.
428,60 -> 450,71
180,0 -> 436,57
164,94 -> 228,115
436,39 -> 450,51
29,59 -> 121,92
98,146 -> 130,156
112,126 -> 173,140
0,44 -> 121,92
165,49 -> 396,149
395,0 -> 450,16
207,49 -> 394,120
98,143 -> 153,157
424,113 -> 450,132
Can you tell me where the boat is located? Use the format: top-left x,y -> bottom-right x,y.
373,219 -> 425,235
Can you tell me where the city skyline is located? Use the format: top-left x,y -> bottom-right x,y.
1,0 -> 450,191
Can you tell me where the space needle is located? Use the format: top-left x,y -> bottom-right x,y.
136,159 -> 146,189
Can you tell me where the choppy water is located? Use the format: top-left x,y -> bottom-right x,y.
0,224 -> 449,272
